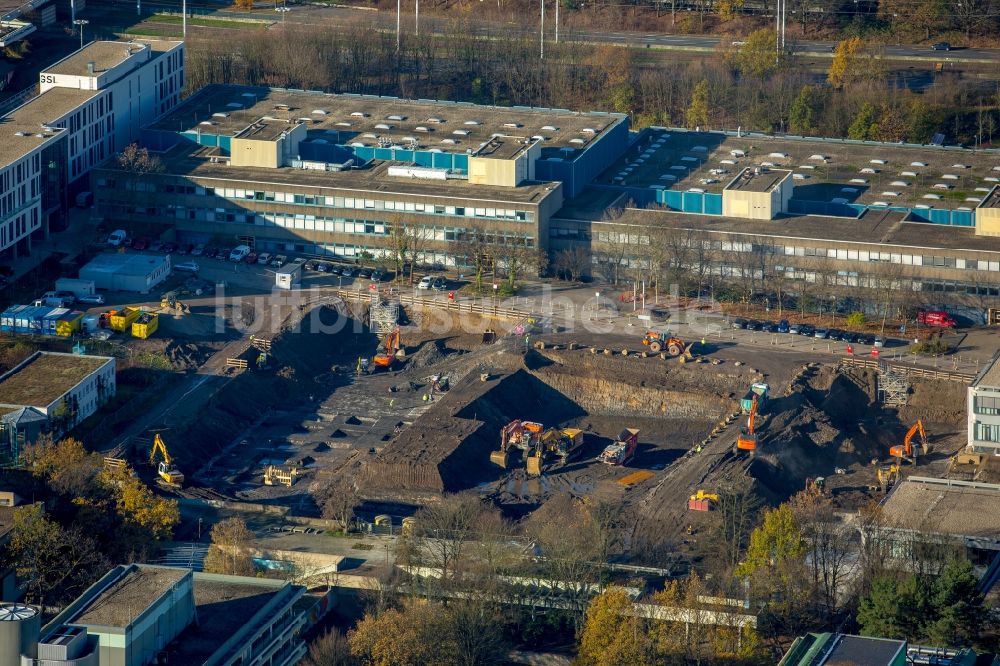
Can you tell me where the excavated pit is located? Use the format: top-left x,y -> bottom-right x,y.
359,349 -> 756,495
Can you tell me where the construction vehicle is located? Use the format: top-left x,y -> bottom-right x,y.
370,328 -> 402,372
547,428 -> 584,464
740,383 -> 769,413
149,434 -> 185,486
598,428 -> 640,466
735,395 -> 759,455
263,464 -> 299,486
688,489 -> 720,511
889,420 -> 929,464
641,330 -> 691,358
490,420 -> 545,468
876,464 -> 900,493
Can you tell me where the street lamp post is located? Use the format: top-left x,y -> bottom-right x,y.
73,19 -> 89,50
274,5 -> 289,22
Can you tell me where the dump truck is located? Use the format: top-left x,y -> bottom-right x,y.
740,383 -> 769,413
108,306 -> 142,332
735,394 -> 760,455
490,420 -> 544,468
641,330 -> 692,358
598,428 -> 640,466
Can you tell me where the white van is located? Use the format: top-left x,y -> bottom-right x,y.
229,245 -> 251,262
107,230 -> 127,247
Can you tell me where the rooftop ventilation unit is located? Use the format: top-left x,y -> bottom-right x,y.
581,128 -> 596,134
387,114 -> 406,121
427,117 -> 444,124
311,109 -> 327,115
441,138 -> 456,145
569,138 -> 585,145
212,112 -> 229,119
226,102 -> 242,109
335,122 -> 352,127
374,123 -> 392,130
541,125 -> 558,131
350,111 -> 368,118
463,120 -> 480,126
452,129 -> 469,136
415,126 -> 430,132
503,122 -> 521,129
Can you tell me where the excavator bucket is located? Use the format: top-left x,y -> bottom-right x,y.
526,451 -> 543,476
490,449 -> 511,468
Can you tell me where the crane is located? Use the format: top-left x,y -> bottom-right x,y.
735,394 -> 759,455
149,433 -> 185,486
889,420 -> 929,464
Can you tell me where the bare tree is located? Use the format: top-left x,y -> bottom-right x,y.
553,246 -> 590,281
315,477 -> 361,531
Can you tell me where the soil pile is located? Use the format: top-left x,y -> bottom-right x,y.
898,377 -> 966,426
406,340 -> 452,370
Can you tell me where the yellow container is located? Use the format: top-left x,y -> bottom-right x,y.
131,312 -> 158,339
109,307 -> 141,332
55,312 -> 83,337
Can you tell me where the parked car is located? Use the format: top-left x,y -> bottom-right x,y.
191,244 -> 205,256
931,41 -> 951,51
229,245 -> 251,262
371,268 -> 385,282
789,322 -> 802,334
256,252 -> 271,265
731,318 -> 748,329
827,329 -> 843,341
174,261 -> 200,273
203,247 -> 219,259
340,266 -> 354,277
53,290 -> 76,304
245,252 -> 258,265
149,240 -> 164,252
814,328 -> 829,339
326,264 -> 340,274
417,276 -> 433,290
107,230 -> 127,247
761,321 -> 776,333
917,310 -> 956,328
874,336 -> 886,348
842,332 -> 859,343
431,277 -> 446,291
77,294 -> 105,305
746,320 -> 763,331
271,255 -> 286,268
358,268 -> 373,279
315,261 -> 330,272
162,242 -> 178,254
777,319 -> 790,333
133,237 -> 150,250
860,334 -> 876,346
798,324 -> 815,336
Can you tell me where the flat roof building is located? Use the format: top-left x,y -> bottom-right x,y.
27,564 -> 308,666
969,351 -> 1000,455
779,633 -> 907,666
79,252 -> 171,293
0,351 -> 115,453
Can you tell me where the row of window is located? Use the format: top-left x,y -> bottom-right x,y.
974,395 -> 1000,415
974,421 -> 1000,443
118,180 -> 534,223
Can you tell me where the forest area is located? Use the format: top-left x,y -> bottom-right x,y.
183,19 -> 1000,148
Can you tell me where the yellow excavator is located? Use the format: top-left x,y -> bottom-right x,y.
149,433 -> 185,486
876,463 -> 900,493
889,420 -> 929,465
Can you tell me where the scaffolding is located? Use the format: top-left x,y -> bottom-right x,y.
878,363 -> 910,407
370,295 -> 400,338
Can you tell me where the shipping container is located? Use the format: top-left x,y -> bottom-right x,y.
131,312 -> 158,339
108,307 -> 142,332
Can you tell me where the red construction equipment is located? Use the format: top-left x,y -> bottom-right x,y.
641,330 -> 692,358
599,428 -> 640,466
735,394 -> 759,455
371,328 -> 401,372
889,420 -> 929,464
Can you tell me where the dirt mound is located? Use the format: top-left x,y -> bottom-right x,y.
406,340 -> 453,370
750,367 -> 887,500
898,378 -> 967,426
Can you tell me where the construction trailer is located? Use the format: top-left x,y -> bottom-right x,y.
79,253 -> 171,293
598,428 -> 640,466
275,258 -> 307,290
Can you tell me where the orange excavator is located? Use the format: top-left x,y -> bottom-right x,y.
735,394 -> 759,455
370,328 -> 401,372
490,420 -> 544,469
641,331 -> 692,358
889,420 -> 929,465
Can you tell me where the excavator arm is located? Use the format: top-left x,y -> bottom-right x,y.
149,434 -> 172,466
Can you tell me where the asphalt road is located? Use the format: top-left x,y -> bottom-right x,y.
103,0 -> 1000,64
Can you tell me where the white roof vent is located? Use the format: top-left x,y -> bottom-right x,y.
349,141 -> 366,147
212,112 -> 229,118
226,102 -> 242,109
581,128 -> 597,134
311,109 -> 328,115
427,117 -> 444,124
463,120 -> 481,126
387,114 -> 406,121
350,111 -> 368,118
241,92 -> 256,98
415,126 -> 430,132
441,138 -> 457,144
335,122 -> 352,127
452,129 -> 469,136
503,122 -> 521,129
541,125 -> 558,131
374,123 -> 393,130
569,138 -> 586,145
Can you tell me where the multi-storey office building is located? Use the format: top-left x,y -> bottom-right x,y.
93,84 -> 629,264
0,38 -> 183,257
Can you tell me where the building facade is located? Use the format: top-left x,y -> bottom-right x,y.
970,353 -> 1000,455
0,39 -> 183,258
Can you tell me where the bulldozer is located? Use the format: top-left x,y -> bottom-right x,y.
370,328 -> 402,373
876,463 -> 900,493
889,420 -> 929,465
149,433 -> 185,486
263,464 -> 299,486
490,420 -> 544,469
641,330 -> 692,358
735,394 -> 759,455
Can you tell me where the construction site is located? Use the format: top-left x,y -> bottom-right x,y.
65,257 -> 978,567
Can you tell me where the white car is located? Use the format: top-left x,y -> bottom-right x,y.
257,252 -> 272,265
229,245 -> 251,262
417,276 -> 433,290
107,230 -> 127,247
174,261 -> 200,273
77,294 -> 105,305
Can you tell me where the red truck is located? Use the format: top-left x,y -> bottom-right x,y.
917,310 -> 956,328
